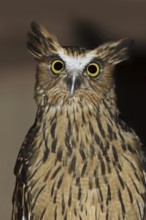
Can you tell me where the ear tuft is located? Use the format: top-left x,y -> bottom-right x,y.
108,38 -> 134,65
27,21 -> 61,60
30,21 -> 44,39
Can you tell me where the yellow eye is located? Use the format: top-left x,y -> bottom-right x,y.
86,62 -> 100,78
51,59 -> 64,75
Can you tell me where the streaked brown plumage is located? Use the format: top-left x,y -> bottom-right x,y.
12,21 -> 146,220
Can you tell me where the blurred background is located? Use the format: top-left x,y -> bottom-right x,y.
0,0 -> 146,219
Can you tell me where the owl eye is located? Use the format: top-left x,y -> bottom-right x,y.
86,62 -> 100,78
51,59 -> 64,75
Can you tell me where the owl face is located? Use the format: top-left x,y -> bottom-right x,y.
28,22 -> 133,108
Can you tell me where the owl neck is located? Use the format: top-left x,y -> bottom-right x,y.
35,90 -> 120,162
38,87 -> 119,130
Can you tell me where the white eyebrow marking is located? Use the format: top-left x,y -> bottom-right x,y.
58,49 -> 95,70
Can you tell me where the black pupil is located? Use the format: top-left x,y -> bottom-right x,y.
88,65 -> 97,73
54,62 -> 63,71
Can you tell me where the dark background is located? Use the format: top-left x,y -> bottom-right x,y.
0,1 -> 146,219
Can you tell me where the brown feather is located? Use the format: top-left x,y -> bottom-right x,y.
12,22 -> 146,220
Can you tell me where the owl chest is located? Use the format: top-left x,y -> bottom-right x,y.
36,109 -> 109,182
29,147 -> 146,220
27,109 -> 146,219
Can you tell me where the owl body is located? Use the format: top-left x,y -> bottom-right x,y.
12,22 -> 146,220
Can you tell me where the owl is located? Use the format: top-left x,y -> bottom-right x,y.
12,21 -> 146,220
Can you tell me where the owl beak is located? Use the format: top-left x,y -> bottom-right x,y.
66,75 -> 81,97
70,75 -> 76,97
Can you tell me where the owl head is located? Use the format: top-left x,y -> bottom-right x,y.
27,22 -> 133,109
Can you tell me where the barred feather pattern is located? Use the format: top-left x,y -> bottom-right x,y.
12,94 -> 146,220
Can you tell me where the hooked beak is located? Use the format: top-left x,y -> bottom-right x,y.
70,75 -> 76,97
66,75 -> 81,97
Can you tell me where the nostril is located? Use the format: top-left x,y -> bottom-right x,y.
74,78 -> 81,90
66,77 -> 72,89
66,76 -> 81,90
